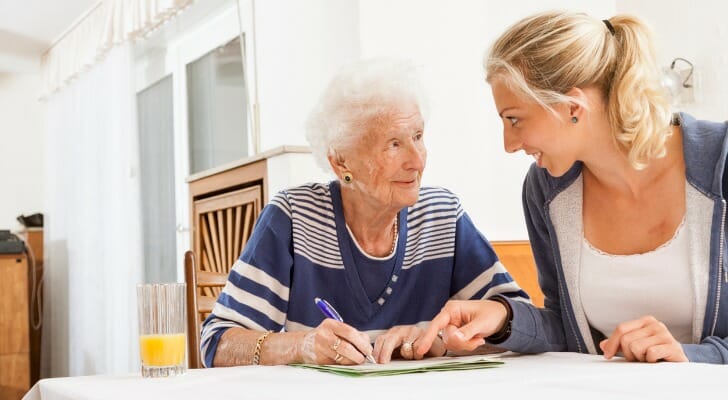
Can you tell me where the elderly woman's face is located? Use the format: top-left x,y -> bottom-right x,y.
344,104 -> 426,209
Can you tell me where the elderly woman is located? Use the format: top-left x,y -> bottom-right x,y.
200,58 -> 528,367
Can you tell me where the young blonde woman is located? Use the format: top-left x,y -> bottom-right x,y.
417,11 -> 728,364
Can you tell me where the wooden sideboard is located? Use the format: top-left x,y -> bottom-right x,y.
0,229 -> 43,399
0,254 -> 31,400
19,229 -> 43,387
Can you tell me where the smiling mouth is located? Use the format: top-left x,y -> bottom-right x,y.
394,178 -> 419,185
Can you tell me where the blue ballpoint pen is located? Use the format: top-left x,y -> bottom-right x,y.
313,297 -> 377,364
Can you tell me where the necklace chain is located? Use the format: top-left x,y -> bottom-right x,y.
390,217 -> 399,255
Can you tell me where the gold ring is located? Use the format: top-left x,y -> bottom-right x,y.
332,337 -> 341,351
334,353 -> 343,363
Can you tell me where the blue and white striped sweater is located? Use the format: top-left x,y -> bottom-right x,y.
200,181 -> 528,366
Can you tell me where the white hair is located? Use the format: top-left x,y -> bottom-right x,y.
305,58 -> 428,171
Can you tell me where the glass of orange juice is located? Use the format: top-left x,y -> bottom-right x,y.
137,283 -> 186,377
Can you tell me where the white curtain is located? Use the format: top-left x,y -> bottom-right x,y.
42,44 -> 143,377
41,0 -> 192,98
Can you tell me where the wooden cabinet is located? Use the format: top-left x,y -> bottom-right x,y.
18,229 -> 43,388
187,146 -> 327,284
0,254 -> 31,400
189,159 -> 265,281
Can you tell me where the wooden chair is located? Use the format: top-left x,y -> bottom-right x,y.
186,184 -> 262,368
185,250 -> 227,369
491,241 -> 544,307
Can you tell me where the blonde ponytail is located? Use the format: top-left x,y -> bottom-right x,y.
606,15 -> 672,169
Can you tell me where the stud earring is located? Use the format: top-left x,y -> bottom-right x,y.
571,116 -> 578,124
343,172 -> 353,183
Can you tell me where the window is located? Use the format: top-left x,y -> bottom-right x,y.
137,76 -> 177,283
187,37 -> 249,174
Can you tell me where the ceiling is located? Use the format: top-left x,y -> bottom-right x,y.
0,0 -> 98,73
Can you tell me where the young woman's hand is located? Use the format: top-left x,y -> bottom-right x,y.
415,299 -> 508,356
600,315 -> 688,363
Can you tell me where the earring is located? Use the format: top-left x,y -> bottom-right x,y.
343,172 -> 353,183
571,116 -> 578,124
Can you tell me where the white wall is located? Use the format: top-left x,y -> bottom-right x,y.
358,0 -> 615,240
616,0 -> 728,121
254,0 -> 361,150
267,152 -> 332,199
0,73 -> 44,232
6,1 -> 725,242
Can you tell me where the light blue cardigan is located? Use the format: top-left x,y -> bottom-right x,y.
494,113 -> 728,364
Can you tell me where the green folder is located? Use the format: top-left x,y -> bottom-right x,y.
290,355 -> 503,377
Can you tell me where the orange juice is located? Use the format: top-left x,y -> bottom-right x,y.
139,333 -> 186,366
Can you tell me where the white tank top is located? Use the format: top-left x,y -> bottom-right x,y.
580,217 -> 693,344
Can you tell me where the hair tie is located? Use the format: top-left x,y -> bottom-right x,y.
603,19 -> 615,36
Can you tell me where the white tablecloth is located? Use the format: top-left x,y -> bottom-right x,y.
23,352 -> 726,400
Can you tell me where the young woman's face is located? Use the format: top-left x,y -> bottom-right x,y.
490,79 -> 583,177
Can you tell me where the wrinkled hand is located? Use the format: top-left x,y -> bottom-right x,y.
297,319 -> 373,365
373,325 -> 446,363
415,299 -> 508,356
600,315 -> 688,363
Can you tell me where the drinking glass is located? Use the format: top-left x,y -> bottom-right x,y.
137,283 -> 187,377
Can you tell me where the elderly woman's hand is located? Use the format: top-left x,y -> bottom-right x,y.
296,318 -> 373,365
372,325 -> 446,363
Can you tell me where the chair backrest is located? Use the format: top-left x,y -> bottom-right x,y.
185,184 -> 263,368
185,250 -> 227,368
490,241 -> 544,307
